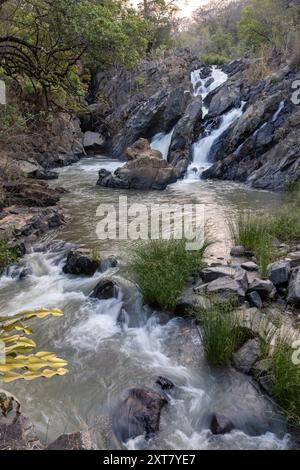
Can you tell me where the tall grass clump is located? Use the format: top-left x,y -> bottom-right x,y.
129,238 -> 211,311
194,298 -> 247,366
228,211 -> 274,277
0,239 -> 19,274
269,340 -> 300,425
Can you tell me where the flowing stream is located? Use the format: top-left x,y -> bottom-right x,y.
0,154 -> 293,450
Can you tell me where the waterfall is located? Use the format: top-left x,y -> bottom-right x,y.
150,127 -> 174,160
191,66 -> 228,117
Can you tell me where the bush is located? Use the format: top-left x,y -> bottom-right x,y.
129,238 -> 211,311
269,340 -> 300,425
202,53 -> 228,66
194,297 -> 247,366
0,239 -> 20,274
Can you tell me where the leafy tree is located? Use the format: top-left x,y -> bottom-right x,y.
138,0 -> 178,49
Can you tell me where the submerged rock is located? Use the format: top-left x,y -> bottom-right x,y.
47,430 -> 97,450
97,138 -> 179,190
233,338 -> 261,374
91,279 -> 117,299
63,249 -> 100,276
112,388 -> 167,442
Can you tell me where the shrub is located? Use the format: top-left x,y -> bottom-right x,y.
129,238 -> 211,311
194,297 -> 247,366
202,53 -> 228,66
0,239 -> 20,274
269,340 -> 300,425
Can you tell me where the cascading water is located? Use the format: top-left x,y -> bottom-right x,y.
191,65 -> 228,116
150,127 -> 174,160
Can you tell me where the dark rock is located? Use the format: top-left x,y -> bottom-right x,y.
248,279 -> 276,300
288,266 -> 300,305
176,289 -> 209,315
210,413 -> 234,435
112,388 -> 167,442
47,430 -> 97,450
252,358 -> 272,378
200,265 -> 248,290
286,252 -> 300,269
206,276 -> 246,301
247,291 -> 263,309
233,338 -> 261,374
63,249 -> 100,276
3,180 -> 61,207
241,261 -> 259,272
156,377 -> 174,391
267,260 -> 290,286
230,246 -> 246,257
91,279 -> 118,300
28,169 -> 59,180
207,84 -> 241,118
83,131 -> 106,154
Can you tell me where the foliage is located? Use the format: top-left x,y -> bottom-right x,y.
0,239 -> 19,274
0,308 -> 68,383
269,340 -> 300,425
202,53 -> 228,66
129,238 -> 211,311
194,297 -> 247,367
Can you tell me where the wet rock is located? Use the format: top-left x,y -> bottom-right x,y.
47,430 -> 97,450
156,376 -> 174,391
0,389 -> 42,450
28,169 -> 59,180
97,139 -> 179,190
91,279 -> 117,299
176,288 -> 210,315
248,279 -> 276,300
286,252 -> 300,269
207,84 -> 241,118
247,291 -> 263,309
205,276 -> 246,301
100,255 -> 118,271
112,388 -> 167,442
63,249 -> 100,276
230,246 -> 246,257
267,261 -> 290,286
288,267 -> 300,305
233,338 -> 261,374
210,413 -> 234,435
241,261 -> 259,272
83,131 -> 106,154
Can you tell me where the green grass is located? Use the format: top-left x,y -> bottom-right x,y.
194,298 -> 248,366
269,340 -> 300,425
129,238 -> 211,311
0,239 -> 20,274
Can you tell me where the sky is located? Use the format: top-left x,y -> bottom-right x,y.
130,1 -> 208,18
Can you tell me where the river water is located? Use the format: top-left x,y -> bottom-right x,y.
0,155 -> 294,450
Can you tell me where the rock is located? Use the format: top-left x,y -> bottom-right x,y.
112,388 -> 167,442
230,246 -> 246,257
63,249 -> 100,276
206,276 -> 246,301
83,131 -> 106,154
247,291 -> 263,309
28,169 -> 59,180
156,376 -> 174,391
97,138 -> 179,190
200,265 -> 248,290
241,261 -> 259,272
233,338 -> 261,374
286,252 -> 300,269
47,430 -> 97,450
91,279 -> 117,300
267,261 -> 290,286
210,413 -> 234,435
3,180 -> 61,207
207,84 -> 241,118
252,358 -> 272,378
288,266 -> 300,305
0,389 -> 42,450
248,279 -> 276,300
176,288 -> 210,315
100,255 -> 118,271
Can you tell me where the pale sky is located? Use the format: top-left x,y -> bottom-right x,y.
130,1 -> 208,18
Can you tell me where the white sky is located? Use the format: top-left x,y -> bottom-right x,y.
130,1 -> 208,18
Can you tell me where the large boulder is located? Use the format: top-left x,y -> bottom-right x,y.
112,388 -> 167,442
207,84 -> 241,118
63,249 -> 100,276
97,139 -> 179,190
288,267 -> 300,305
199,265 -> 248,291
205,276 -> 246,301
248,279 -> 276,300
267,261 -> 290,286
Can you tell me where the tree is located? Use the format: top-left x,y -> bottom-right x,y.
138,0 -> 179,49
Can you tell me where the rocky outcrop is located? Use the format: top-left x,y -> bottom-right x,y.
47,430 -> 97,450
83,131 -> 106,154
63,249 -> 100,276
97,138 -> 179,190
112,388 -> 167,443
0,389 -> 42,450
3,180 -> 63,207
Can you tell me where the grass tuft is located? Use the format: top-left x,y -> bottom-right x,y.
129,238 -> 211,311
0,239 -> 20,274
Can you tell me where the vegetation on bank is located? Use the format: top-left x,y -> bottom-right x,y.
129,238 -> 211,311
0,308 -> 68,383
0,240 -> 20,275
